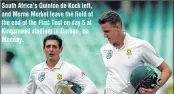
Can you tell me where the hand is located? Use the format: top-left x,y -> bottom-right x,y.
139,87 -> 158,94
104,89 -> 106,94
58,81 -> 75,94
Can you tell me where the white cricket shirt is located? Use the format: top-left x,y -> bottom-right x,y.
100,32 -> 163,94
22,58 -> 98,94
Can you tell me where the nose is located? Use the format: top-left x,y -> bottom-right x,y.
104,33 -> 108,38
49,47 -> 54,51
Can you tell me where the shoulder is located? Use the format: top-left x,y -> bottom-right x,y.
126,33 -> 149,46
128,34 -> 145,45
31,62 -> 45,72
62,61 -> 82,77
140,40 -> 153,49
128,35 -> 148,48
131,37 -> 155,51
101,43 -> 112,51
62,61 -> 81,71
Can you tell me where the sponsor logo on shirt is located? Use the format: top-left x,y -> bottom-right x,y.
81,72 -> 85,76
155,52 -> 160,57
38,72 -> 45,82
57,73 -> 62,80
106,50 -> 113,59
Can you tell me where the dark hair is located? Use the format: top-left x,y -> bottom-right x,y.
98,11 -> 122,27
43,34 -> 62,48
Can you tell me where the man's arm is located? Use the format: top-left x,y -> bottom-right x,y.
70,66 -> 98,94
22,69 -> 37,94
79,77 -> 98,94
139,61 -> 172,94
157,61 -> 172,88
139,41 -> 172,94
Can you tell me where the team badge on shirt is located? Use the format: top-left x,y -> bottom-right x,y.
126,48 -> 132,58
57,73 -> 62,80
106,50 -> 113,59
38,72 -> 45,82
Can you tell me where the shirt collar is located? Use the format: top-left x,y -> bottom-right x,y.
123,32 -> 131,47
114,32 -> 131,49
42,58 -> 63,69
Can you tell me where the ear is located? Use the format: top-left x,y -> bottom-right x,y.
116,23 -> 122,31
116,23 -> 121,28
60,46 -> 63,52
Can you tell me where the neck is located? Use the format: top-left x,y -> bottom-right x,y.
114,32 -> 126,49
46,58 -> 60,69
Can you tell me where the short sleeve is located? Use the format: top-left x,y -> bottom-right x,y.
141,40 -> 164,67
69,65 -> 98,94
22,68 -> 37,94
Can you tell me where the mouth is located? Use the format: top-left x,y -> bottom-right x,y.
49,53 -> 54,57
108,38 -> 111,41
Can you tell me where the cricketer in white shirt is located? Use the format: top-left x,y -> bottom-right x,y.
100,32 -> 164,94
98,11 -> 172,94
22,58 -> 98,94
23,34 -> 98,94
